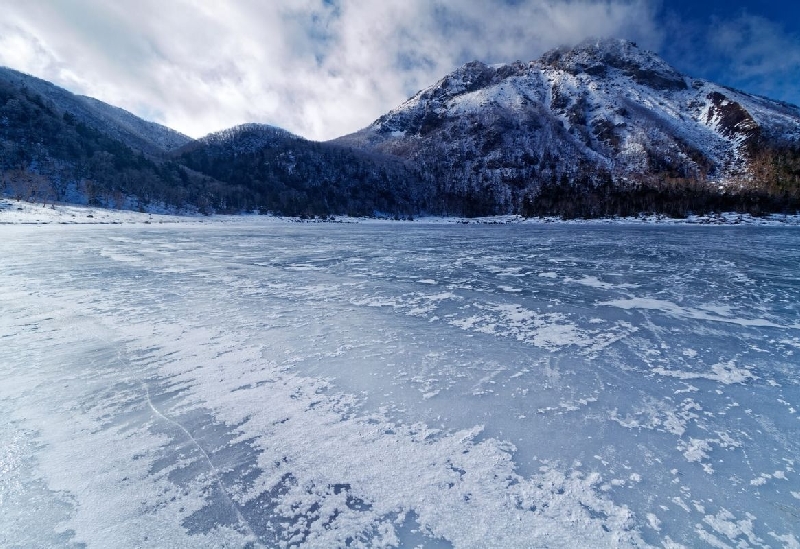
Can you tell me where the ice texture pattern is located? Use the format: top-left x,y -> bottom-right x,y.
1,220 -> 799,548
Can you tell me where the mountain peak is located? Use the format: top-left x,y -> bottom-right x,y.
336,35 -> 800,216
542,38 -> 653,66
196,123 -> 299,145
539,37 -> 688,91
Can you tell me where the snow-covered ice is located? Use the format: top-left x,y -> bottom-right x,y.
1,213 -> 799,548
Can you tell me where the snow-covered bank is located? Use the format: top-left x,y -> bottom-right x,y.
0,199 -> 289,226
0,199 -> 198,225
366,212 -> 800,226
3,198 -> 800,227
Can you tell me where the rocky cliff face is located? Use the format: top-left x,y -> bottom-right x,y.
336,38 -> 800,215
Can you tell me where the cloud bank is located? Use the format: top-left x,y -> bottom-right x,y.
0,0 -> 665,140
0,1 -> 797,141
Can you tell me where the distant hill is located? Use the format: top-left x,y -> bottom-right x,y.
0,67 -> 190,155
0,67 -> 421,216
175,123 -> 423,216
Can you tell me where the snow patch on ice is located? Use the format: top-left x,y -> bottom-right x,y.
566,275 -> 637,290
770,532 -> 800,549
600,297 -> 792,329
702,509 -> 763,548
652,360 -> 757,385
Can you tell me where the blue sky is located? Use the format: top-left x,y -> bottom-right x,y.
0,1 -> 797,140
656,0 -> 800,105
664,0 -> 797,22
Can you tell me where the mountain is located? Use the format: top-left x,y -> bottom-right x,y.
0,67 -> 190,154
336,38 -> 800,217
0,67 -> 422,217
175,123 -> 423,216
0,66 -> 224,211
3,40 -> 800,218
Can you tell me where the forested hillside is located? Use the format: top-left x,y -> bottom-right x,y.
175,124 -> 424,217
0,70 -> 223,211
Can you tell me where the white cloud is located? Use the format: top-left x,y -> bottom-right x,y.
708,14 -> 800,80
0,0 -> 664,140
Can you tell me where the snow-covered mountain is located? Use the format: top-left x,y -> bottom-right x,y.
0,66 -> 191,155
336,38 -> 800,214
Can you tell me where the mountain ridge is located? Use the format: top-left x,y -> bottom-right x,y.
0,66 -> 192,155
2,38 -> 799,217
0,66 -> 221,211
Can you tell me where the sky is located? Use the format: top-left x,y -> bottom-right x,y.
0,0 -> 798,141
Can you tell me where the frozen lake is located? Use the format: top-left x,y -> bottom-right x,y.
1,221 -> 799,548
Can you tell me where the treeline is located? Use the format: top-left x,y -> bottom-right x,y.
521,149 -> 800,219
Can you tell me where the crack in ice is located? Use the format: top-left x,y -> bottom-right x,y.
141,381 -> 262,547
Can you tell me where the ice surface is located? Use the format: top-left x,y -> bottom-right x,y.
1,220 -> 799,548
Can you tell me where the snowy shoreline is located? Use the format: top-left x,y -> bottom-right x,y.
2,198 -> 800,227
